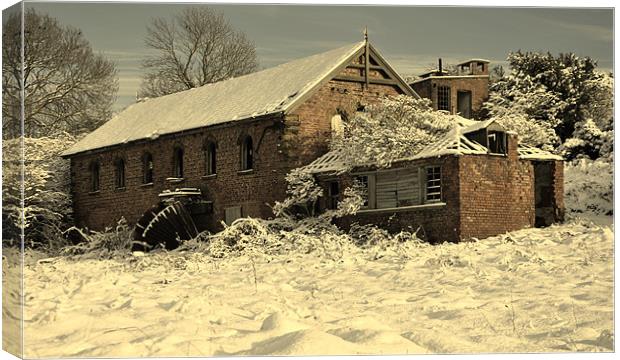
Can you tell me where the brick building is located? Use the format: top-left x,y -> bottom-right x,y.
410,59 -> 490,119
304,119 -> 564,243
61,40 -> 416,233
62,40 -> 564,244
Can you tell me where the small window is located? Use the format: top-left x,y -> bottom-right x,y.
114,158 -> 125,189
437,86 -> 451,111
327,181 -> 340,210
205,142 -> 217,175
173,147 -> 184,178
241,136 -> 253,170
488,131 -> 507,155
90,161 -> 100,192
142,153 -> 154,184
425,166 -> 441,203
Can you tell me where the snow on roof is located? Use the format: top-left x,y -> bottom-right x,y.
63,41 -> 369,156
518,145 -> 563,161
302,150 -> 350,175
457,58 -> 491,65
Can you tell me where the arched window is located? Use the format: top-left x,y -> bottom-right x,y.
204,142 -> 216,175
142,152 -> 154,184
173,146 -> 184,178
330,114 -> 344,138
89,161 -> 100,192
114,158 -> 125,189
240,136 -> 253,171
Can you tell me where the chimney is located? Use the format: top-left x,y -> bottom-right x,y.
438,58 -> 443,75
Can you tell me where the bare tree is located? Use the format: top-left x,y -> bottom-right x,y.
139,7 -> 258,98
2,9 -> 118,139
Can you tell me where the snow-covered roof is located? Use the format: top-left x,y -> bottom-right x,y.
303,119 -> 562,174
517,145 -> 563,161
457,58 -> 491,65
64,41 -> 414,157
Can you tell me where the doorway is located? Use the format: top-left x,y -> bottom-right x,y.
457,91 -> 472,118
534,161 -> 554,227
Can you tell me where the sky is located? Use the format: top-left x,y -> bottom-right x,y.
23,1 -> 614,110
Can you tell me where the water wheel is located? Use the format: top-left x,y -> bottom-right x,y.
132,200 -> 199,251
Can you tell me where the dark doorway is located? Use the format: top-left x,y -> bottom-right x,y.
457,91 -> 472,118
534,161 -> 554,227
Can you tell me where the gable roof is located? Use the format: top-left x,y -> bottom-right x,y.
63,41 -> 416,157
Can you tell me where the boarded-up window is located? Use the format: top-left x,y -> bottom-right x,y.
376,169 -> 420,209
225,206 -> 242,225
425,166 -> 442,202
437,86 -> 451,111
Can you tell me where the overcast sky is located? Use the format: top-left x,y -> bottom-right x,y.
25,1 -> 614,110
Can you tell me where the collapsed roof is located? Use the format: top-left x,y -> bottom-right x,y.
303,118 -> 562,175
63,41 -> 415,157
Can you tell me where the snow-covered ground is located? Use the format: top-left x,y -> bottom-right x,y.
3,215 -> 613,357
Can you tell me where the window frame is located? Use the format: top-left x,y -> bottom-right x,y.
89,160 -> 101,192
114,157 -> 126,189
437,85 -> 451,111
424,166 -> 442,203
240,136 -> 253,171
327,180 -> 340,210
142,152 -> 154,184
204,141 -> 217,176
173,146 -> 184,179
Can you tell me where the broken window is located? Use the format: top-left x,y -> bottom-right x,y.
114,158 -> 125,189
173,147 -> 184,178
241,136 -> 253,171
488,131 -> 507,155
355,175 -> 369,208
205,142 -> 216,175
142,152 -> 154,184
327,181 -> 340,210
89,161 -> 100,192
425,166 -> 442,203
437,86 -> 451,111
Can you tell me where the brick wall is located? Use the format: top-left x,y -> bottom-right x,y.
70,72 -> 402,231
410,76 -> 489,117
457,134 -> 536,240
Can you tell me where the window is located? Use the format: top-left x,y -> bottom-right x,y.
330,114 -> 344,138
241,136 -> 253,170
488,131 -> 507,155
425,166 -> 441,202
327,181 -> 340,210
114,158 -> 125,189
173,147 -> 184,178
89,161 -> 100,192
437,86 -> 451,111
142,153 -> 154,184
204,142 -> 216,175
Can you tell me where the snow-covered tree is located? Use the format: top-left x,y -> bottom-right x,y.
484,51 -> 613,159
2,136 -> 76,246
330,95 -> 456,168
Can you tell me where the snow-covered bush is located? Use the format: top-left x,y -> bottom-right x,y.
564,158 -> 613,216
2,135 -> 76,247
330,95 -> 456,168
60,218 -> 133,258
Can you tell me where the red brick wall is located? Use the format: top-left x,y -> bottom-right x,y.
69,71 -> 402,231
457,134 -> 536,240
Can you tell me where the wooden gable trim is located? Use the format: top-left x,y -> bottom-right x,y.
367,44 -> 419,98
